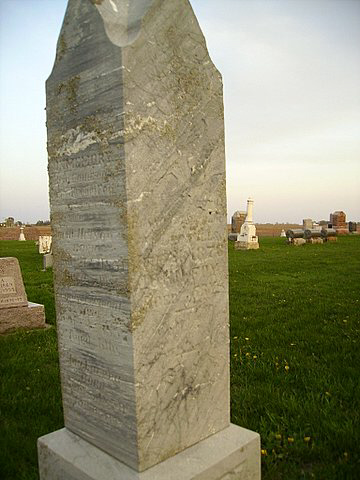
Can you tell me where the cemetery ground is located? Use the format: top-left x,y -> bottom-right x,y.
0,237 -> 359,480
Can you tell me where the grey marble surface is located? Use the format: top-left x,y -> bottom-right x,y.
38,425 -> 260,480
46,0 -> 229,472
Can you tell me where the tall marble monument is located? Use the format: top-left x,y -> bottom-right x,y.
235,198 -> 259,250
37,1 -> 260,479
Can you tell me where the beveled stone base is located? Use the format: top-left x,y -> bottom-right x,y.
308,238 -> 323,244
0,302 -> 46,334
235,241 -> 259,251
38,424 -> 260,480
292,238 -> 306,246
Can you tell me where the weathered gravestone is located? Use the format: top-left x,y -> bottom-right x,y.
39,235 -> 53,254
302,218 -> 313,230
0,257 -> 46,333
231,210 -> 246,234
37,1 -> 260,479
18,226 -> 26,241
42,253 -> 54,271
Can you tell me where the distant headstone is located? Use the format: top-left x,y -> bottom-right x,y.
286,229 -> 304,239
18,226 -> 26,241
321,227 -> 337,238
231,210 -> 246,233
349,221 -> 357,233
0,257 -> 46,334
5,217 -> 14,228
235,198 -> 259,250
308,237 -> 323,244
42,253 -> 53,270
38,1 -> 260,479
326,236 -> 337,242
39,235 -> 52,254
303,218 -> 313,230
293,238 -> 306,246
228,232 -> 238,241
280,229 -> 286,237
304,229 -> 322,240
330,210 -> 347,234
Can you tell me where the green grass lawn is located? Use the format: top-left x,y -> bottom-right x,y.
1,237 -> 359,479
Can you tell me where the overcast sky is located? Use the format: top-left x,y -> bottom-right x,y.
0,0 -> 359,224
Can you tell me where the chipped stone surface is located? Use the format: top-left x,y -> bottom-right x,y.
45,0 -> 229,473
0,257 -> 28,309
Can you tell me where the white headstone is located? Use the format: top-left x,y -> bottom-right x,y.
235,198 -> 259,250
38,236 -> 52,254
18,226 -> 26,241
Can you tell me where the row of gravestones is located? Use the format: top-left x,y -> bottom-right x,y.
286,228 -> 337,246
2,1 -> 261,479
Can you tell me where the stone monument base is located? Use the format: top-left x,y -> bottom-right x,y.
0,302 -> 46,334
235,241 -> 259,251
308,238 -> 323,244
292,238 -> 306,246
38,424 -> 260,480
42,253 -> 53,270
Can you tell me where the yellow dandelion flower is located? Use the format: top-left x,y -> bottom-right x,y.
261,449 -> 267,456
233,354 -> 237,357
245,352 -> 250,357
233,336 -> 238,339
304,436 -> 311,443
288,437 -> 294,443
344,452 -> 349,458
285,365 -> 290,372
245,337 -> 250,341
253,355 -> 257,359
275,434 -> 282,440
325,391 -> 331,397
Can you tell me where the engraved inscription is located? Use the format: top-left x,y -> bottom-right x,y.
0,276 -> 16,294
0,296 -> 26,306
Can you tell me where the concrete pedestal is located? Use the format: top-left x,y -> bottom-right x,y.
235,241 -> 259,251
38,424 -> 260,480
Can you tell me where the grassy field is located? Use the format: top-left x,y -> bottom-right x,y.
0,237 -> 359,479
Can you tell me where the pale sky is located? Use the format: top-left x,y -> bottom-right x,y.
0,0 -> 359,224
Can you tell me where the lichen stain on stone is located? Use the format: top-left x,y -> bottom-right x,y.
54,247 -> 72,263
50,114 -> 121,158
57,75 -> 80,114
57,33 -> 67,62
124,115 -> 175,142
126,209 -> 147,331
130,301 -> 151,332
55,268 -> 75,288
